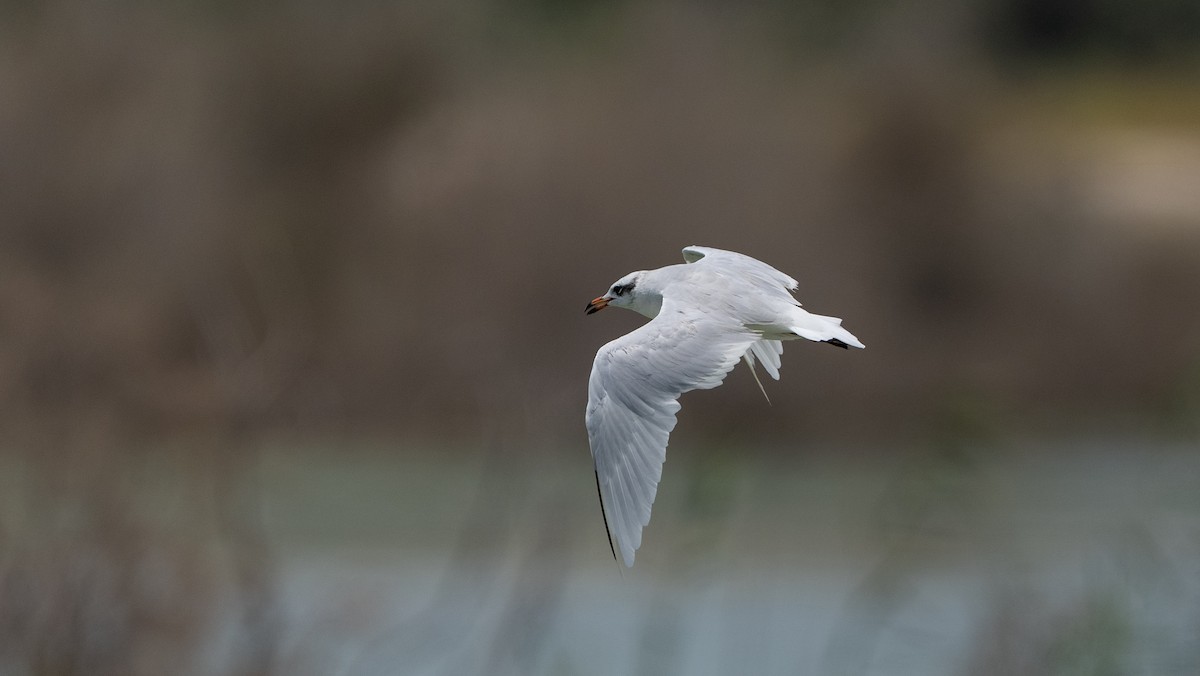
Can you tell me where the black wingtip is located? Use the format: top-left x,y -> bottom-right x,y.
824,338 -> 850,349
594,469 -> 618,563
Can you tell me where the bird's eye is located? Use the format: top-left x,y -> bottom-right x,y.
612,285 -> 625,297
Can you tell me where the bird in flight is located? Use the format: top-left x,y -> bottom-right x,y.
584,245 -> 864,567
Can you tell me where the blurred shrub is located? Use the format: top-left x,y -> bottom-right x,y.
0,0 -> 1197,450
986,0 -> 1200,63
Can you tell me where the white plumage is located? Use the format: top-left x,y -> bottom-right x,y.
584,246 -> 864,567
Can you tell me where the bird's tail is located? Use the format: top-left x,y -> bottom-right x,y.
788,310 -> 865,349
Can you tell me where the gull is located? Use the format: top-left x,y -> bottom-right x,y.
584,245 -> 864,567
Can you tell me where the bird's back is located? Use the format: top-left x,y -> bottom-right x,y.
663,256 -> 801,328
670,248 -> 864,348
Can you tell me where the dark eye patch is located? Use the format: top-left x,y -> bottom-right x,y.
612,285 -> 625,296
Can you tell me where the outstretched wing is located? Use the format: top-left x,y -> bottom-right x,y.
682,245 -> 800,294
586,299 -> 758,567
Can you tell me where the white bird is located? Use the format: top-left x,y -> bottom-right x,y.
584,245 -> 864,567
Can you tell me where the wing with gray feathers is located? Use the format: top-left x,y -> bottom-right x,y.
682,245 -> 800,294
585,299 -> 758,567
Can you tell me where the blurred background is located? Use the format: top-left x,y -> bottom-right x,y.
1,0 -> 1199,674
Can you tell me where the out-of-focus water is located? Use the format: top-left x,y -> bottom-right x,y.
246,440 -> 1200,676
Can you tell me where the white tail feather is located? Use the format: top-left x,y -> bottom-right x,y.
790,311 -> 865,348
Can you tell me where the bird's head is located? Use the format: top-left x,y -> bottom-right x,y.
586,271 -> 647,315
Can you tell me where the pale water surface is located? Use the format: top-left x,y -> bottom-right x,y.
246,439 -> 1200,676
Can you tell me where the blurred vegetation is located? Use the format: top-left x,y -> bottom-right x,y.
1,0 -> 1198,453
986,0 -> 1200,64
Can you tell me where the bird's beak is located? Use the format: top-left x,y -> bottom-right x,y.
585,296 -> 609,315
